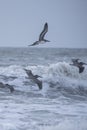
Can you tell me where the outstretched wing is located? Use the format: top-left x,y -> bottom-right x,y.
29,41 -> 39,46
79,66 -> 84,73
36,80 -> 42,90
39,23 -> 48,41
79,62 -> 87,65
24,69 -> 33,77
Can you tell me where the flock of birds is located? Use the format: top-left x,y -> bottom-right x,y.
28,22 -> 87,73
0,22 -> 87,93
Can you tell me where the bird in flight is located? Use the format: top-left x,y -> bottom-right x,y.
24,69 -> 42,90
29,22 -> 50,46
70,59 -> 87,73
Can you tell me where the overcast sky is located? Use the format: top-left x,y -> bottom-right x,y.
0,0 -> 87,48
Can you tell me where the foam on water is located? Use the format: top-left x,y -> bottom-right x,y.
0,62 -> 87,96
0,48 -> 87,130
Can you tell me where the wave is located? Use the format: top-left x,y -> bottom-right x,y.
0,62 -> 87,97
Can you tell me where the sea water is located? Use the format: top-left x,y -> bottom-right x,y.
0,47 -> 87,130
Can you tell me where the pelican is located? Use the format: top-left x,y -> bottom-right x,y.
29,22 -> 50,46
72,58 -> 80,64
0,82 -> 14,92
24,69 -> 42,89
70,59 -> 87,73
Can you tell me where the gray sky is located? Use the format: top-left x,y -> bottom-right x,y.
0,0 -> 87,48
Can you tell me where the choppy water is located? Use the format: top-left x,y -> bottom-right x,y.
0,47 -> 87,130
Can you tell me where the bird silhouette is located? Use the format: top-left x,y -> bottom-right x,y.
24,69 -> 42,89
29,22 -> 50,46
70,59 -> 87,73
0,82 -> 14,92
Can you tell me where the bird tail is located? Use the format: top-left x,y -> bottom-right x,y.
44,39 -> 50,42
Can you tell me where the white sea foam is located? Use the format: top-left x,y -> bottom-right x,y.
0,62 -> 87,97
0,62 -> 87,89
0,48 -> 87,130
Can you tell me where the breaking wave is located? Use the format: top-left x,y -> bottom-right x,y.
0,62 -> 87,97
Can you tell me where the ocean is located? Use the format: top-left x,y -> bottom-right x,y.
0,47 -> 87,130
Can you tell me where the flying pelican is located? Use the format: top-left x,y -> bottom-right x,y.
0,82 -> 14,92
24,69 -> 42,89
29,22 -> 50,46
72,58 -> 80,64
70,59 -> 87,73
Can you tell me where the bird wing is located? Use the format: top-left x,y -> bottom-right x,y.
5,84 -> 14,93
24,69 -> 33,77
72,59 -> 80,63
34,75 -> 42,78
39,23 -> 48,41
79,66 -> 84,73
79,62 -> 87,65
29,41 -> 39,46
35,79 -> 42,89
